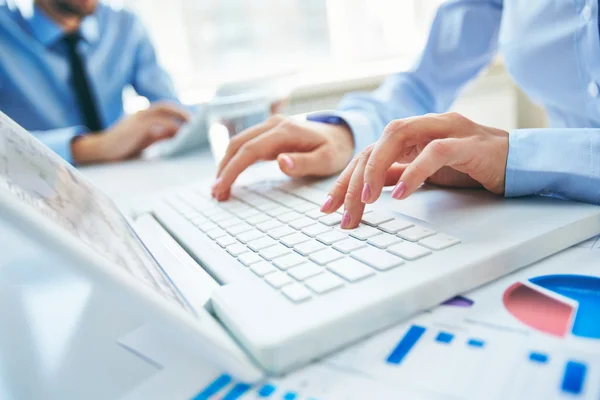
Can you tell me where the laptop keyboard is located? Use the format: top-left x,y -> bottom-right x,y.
166,184 -> 461,304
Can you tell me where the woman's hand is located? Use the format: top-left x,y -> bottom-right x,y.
211,115 -> 355,201
321,112 -> 509,229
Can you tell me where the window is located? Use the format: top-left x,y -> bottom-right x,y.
107,0 -> 446,97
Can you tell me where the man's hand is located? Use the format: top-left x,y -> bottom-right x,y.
72,102 -> 190,164
211,115 -> 355,201
322,112 -> 509,229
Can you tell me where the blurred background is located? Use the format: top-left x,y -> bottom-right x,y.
108,0 -> 548,131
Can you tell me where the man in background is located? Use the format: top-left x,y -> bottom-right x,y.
0,0 -> 191,164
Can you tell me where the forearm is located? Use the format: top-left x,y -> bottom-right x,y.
505,129 -> 600,204
31,126 -> 88,164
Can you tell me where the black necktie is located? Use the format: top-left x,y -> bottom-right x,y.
63,32 -> 103,132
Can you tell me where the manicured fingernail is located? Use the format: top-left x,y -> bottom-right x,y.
391,181 -> 406,199
211,178 -> 222,190
280,154 -> 294,169
361,183 -> 371,203
321,195 -> 333,212
341,210 -> 351,228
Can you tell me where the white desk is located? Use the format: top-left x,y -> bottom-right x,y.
0,150 -> 219,400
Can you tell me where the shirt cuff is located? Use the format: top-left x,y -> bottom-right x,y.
307,110 -> 378,155
38,126 -> 89,164
504,129 -> 600,201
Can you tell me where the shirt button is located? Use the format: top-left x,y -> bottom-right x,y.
588,81 -> 599,98
582,4 -> 593,21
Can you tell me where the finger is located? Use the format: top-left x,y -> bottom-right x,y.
384,163 -> 408,186
393,138 -> 465,199
341,151 -> 369,229
151,102 -> 192,122
277,146 -> 336,178
362,113 -> 470,203
216,115 -> 284,177
212,125 -> 321,200
322,156 -> 359,214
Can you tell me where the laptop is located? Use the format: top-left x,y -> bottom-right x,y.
2,110 -> 600,380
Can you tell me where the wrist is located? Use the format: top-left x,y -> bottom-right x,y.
71,134 -> 106,164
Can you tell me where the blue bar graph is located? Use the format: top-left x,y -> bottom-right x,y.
283,392 -> 298,400
386,325 -> 426,365
435,332 -> 454,344
193,374 -> 232,400
561,361 -> 587,395
528,352 -> 549,364
223,383 -> 252,400
258,384 -> 276,397
467,339 -> 485,348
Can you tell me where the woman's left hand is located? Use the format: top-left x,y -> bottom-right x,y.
321,112 -> 509,229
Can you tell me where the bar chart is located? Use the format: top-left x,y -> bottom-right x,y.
192,374 -> 318,400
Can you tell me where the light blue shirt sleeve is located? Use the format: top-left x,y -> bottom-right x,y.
331,0 -> 503,153
30,126 -> 88,164
505,129 -> 600,204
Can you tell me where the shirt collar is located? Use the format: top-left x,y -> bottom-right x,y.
26,4 -> 100,47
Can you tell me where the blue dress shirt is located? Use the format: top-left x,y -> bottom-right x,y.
0,1 -> 180,163
321,0 -> 600,205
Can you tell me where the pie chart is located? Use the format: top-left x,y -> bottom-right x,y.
503,275 -> 600,339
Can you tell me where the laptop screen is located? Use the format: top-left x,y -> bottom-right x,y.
0,112 -> 186,308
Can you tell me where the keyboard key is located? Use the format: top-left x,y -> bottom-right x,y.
265,206 -> 291,217
260,244 -> 292,260
305,208 -> 327,219
246,213 -> 271,225
281,283 -> 312,303
226,223 -> 253,236
207,228 -> 228,239
238,252 -> 263,266
255,201 -> 280,212
287,262 -> 323,280
226,243 -> 249,257
367,234 -> 402,249
216,235 -> 238,247
198,221 -> 218,232
256,219 -> 283,232
316,230 -> 348,245
247,237 -> 278,251
398,225 -> 437,241
302,223 -> 331,237
265,271 -> 293,288
236,229 -> 264,243
319,213 -> 343,226
347,225 -> 382,241
305,272 -> 344,294
327,258 -> 375,282
218,217 -> 243,229
378,219 -> 414,234
277,211 -> 303,223
388,242 -> 432,260
267,225 -> 296,240
293,201 -> 315,213
333,238 -> 368,254
237,208 -> 261,219
309,248 -> 344,265
189,215 -> 208,225
250,261 -> 277,277
351,247 -> 404,271
280,232 -> 311,247
208,212 -> 234,223
294,240 -> 328,256
289,217 -> 317,230
273,252 -> 306,270
361,212 -> 394,226
278,196 -> 306,208
419,234 -> 461,250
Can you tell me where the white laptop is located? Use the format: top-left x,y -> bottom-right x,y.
2,111 -> 600,380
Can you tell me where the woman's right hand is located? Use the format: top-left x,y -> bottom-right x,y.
211,115 -> 356,200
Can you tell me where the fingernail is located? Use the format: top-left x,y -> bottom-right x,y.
341,210 -> 351,228
211,178 -> 222,190
321,195 -> 333,212
361,183 -> 371,203
391,181 -> 406,199
280,154 -> 294,169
